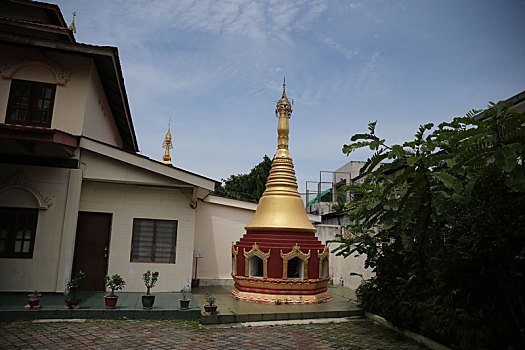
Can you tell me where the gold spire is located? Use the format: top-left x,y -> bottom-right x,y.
275,77 -> 293,159
68,12 -> 76,34
245,80 -> 316,233
275,77 -> 292,118
161,121 -> 173,165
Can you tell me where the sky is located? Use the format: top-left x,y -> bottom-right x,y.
52,0 -> 525,193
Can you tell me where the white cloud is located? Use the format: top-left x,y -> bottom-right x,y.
318,34 -> 360,60
70,0 -> 328,47
52,0 -> 525,189
124,62 -> 211,94
349,2 -> 362,10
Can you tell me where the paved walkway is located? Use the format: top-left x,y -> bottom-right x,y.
193,285 -> 363,324
0,318 -> 426,349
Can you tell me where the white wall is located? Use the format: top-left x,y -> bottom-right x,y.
0,45 -> 91,135
0,164 -> 74,292
316,224 -> 374,291
82,63 -> 123,148
79,181 -> 196,292
334,161 -> 366,182
194,196 -> 255,285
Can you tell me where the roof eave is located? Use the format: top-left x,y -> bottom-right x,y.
80,137 -> 219,191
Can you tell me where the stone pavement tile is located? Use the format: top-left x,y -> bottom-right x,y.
0,318 -> 426,349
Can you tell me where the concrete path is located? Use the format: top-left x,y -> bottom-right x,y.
0,292 -> 200,321
0,285 -> 361,324
193,285 -> 364,324
0,318 -> 426,349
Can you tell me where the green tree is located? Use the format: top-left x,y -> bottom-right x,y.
213,155 -> 272,203
333,101 -> 525,349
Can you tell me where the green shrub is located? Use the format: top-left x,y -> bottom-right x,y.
334,101 -> 525,349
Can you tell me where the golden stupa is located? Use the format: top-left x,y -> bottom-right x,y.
231,80 -> 330,304
245,80 -> 316,233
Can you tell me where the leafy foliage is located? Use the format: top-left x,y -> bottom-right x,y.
142,270 -> 159,295
66,270 -> 86,292
205,291 -> 216,305
65,270 -> 86,304
105,274 -> 126,296
213,155 -> 272,202
332,101 -> 525,349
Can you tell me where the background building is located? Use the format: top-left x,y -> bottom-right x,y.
0,0 -> 217,293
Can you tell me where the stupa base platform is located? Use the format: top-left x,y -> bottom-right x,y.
232,276 -> 331,304
232,287 -> 330,304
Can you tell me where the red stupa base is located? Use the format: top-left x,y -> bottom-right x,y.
232,230 -> 331,304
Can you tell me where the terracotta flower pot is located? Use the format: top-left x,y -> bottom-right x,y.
26,294 -> 42,309
204,304 -> 217,314
104,295 -> 118,309
65,296 -> 82,309
179,298 -> 190,310
142,294 -> 155,309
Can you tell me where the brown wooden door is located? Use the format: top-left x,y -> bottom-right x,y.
72,212 -> 112,291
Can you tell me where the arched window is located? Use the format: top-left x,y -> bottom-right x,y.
0,207 -> 38,258
287,257 -> 303,279
321,257 -> 328,278
231,243 -> 238,275
0,172 -> 53,259
249,256 -> 264,277
243,243 -> 270,278
280,244 -> 310,280
6,79 -> 56,128
318,246 -> 330,279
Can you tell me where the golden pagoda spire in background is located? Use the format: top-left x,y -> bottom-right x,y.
161,121 -> 173,165
245,79 -> 316,233
68,12 -> 76,34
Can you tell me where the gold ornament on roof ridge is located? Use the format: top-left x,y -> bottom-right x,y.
68,12 -> 76,34
162,121 -> 173,165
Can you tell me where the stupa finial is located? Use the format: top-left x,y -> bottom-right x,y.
161,120 -> 173,165
276,77 -> 292,118
68,12 -> 76,34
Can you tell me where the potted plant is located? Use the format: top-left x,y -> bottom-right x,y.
25,290 -> 42,310
179,289 -> 190,310
104,274 -> 125,309
142,270 -> 159,309
203,291 -> 217,314
64,270 -> 86,309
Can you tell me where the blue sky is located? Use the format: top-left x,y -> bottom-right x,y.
53,0 -> 525,192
